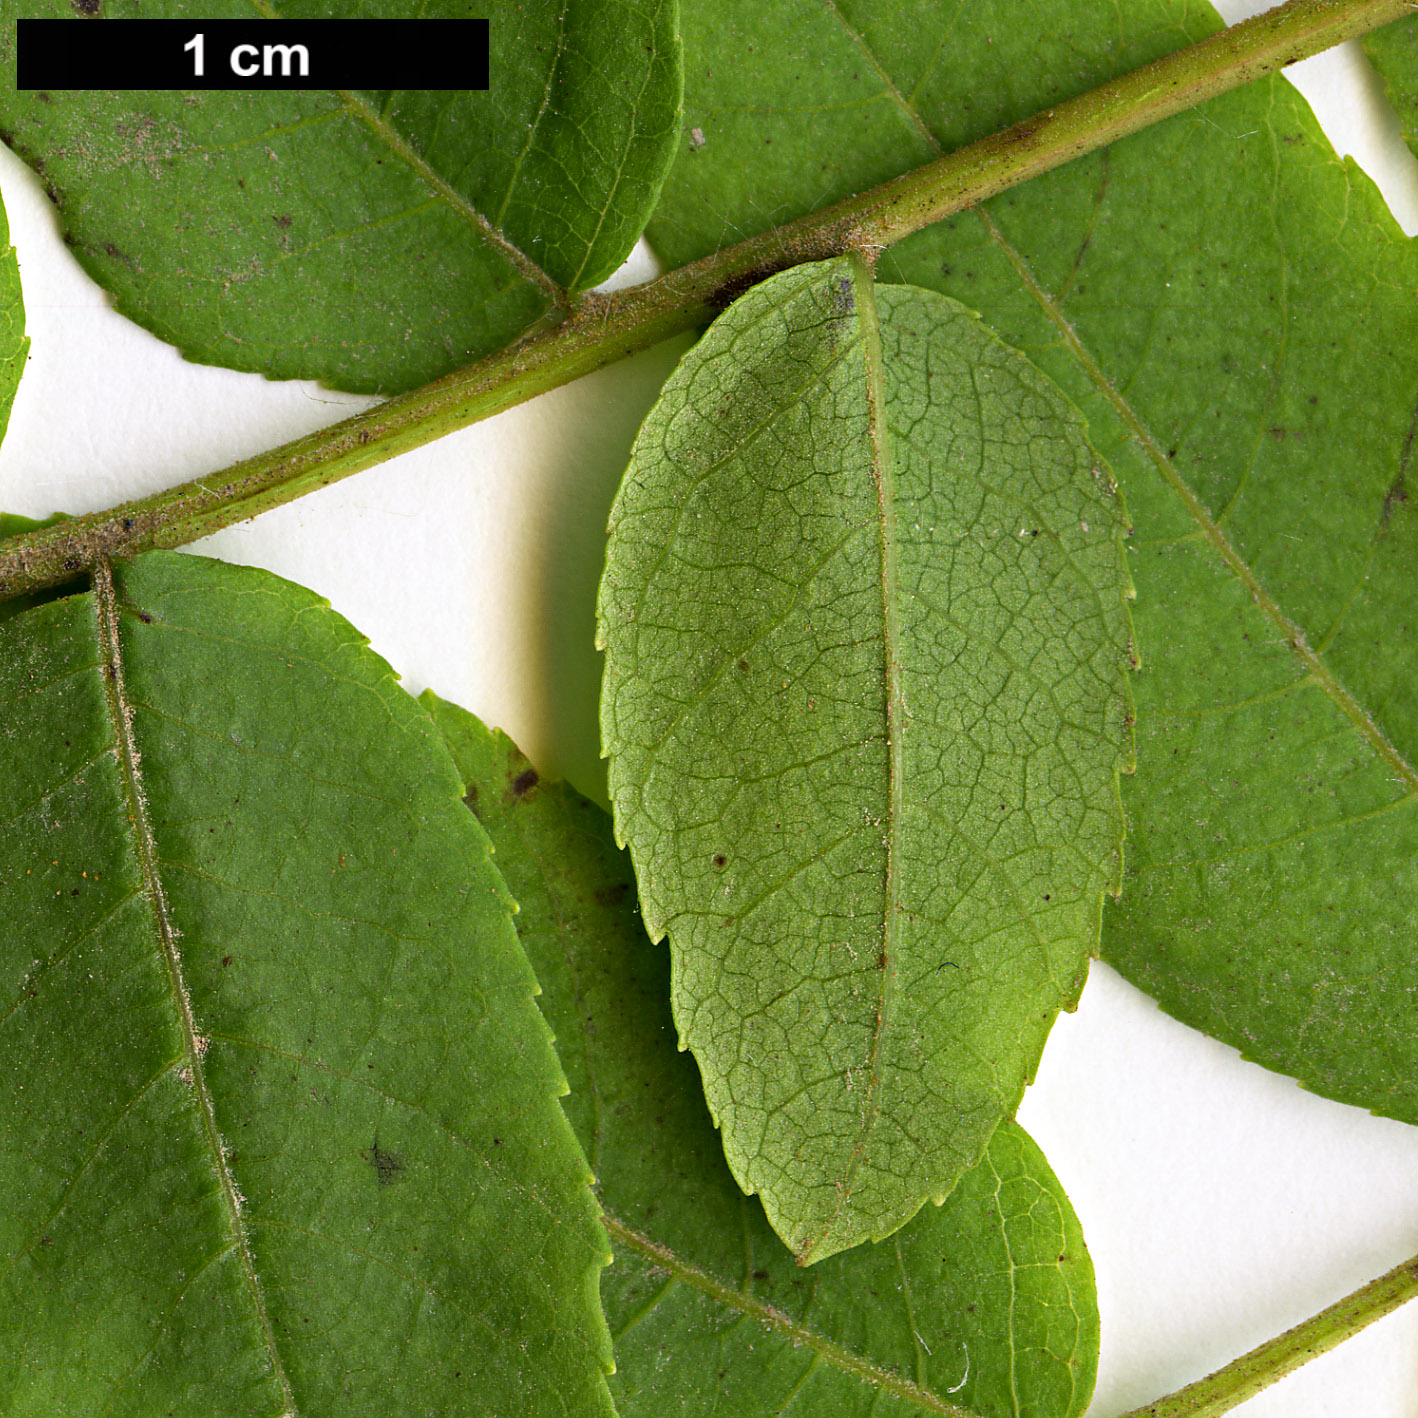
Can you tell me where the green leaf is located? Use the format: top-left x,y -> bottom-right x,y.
0,184 -> 24,446
1364,14 -> 1418,156
0,552 -> 614,1416
596,255 -> 1134,1262
0,0 -> 681,395
425,692 -> 1101,1418
649,0 -> 1418,1128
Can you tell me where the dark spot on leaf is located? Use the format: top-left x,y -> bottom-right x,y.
828,273 -> 855,323
738,659 -> 750,673
877,950 -> 888,970
273,213 -> 293,229
510,767 -> 539,798
713,854 -> 727,868
71,0 -> 100,13
122,517 -> 134,531
824,273 -> 857,348
752,1269 -> 769,1281
222,956 -> 233,967
1382,477 -> 1408,526
36,92 -> 51,104
135,611 -> 153,624
365,1139 -> 405,1187
493,1137 -> 502,1145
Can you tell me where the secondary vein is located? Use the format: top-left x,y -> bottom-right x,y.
92,561 -> 297,1417
974,208 -> 1418,799
242,0 -> 564,305
335,87 -> 567,305
814,1 -> 1414,805
601,1212 -> 976,1416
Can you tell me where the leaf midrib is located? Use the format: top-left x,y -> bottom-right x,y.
601,1212 -> 978,1417
244,0 -> 565,306
810,255 -> 905,1260
827,7 -> 1418,799
93,563 -> 297,1417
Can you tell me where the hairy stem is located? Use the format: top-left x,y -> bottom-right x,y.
1115,1252 -> 1418,1418
1,0 -> 1410,596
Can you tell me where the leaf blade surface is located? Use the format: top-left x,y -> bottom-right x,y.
0,185 -> 23,447
649,0 -> 1418,1126
597,256 -> 1134,1261
427,695 -> 1101,1418
0,552 -> 615,1416
1364,15 -> 1418,156
0,0 -> 682,394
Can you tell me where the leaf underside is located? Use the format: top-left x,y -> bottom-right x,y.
427,694 -> 1101,1418
0,0 -> 681,394
598,255 -> 1134,1262
0,552 -> 614,1417
650,0 -> 1418,1126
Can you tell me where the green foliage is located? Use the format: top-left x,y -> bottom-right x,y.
1365,13 -> 1418,153
0,0 -> 681,394
597,255 -> 1134,1262
649,0 -> 1418,1129
3,0 -> 1418,1411
0,553 -> 614,1416
0,191 -> 23,442
427,693 -> 1101,1418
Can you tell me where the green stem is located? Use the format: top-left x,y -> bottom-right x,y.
1115,1251 -> 1418,1418
0,0 -> 1409,597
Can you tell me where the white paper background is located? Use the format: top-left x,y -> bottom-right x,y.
3,9 -> 1417,1414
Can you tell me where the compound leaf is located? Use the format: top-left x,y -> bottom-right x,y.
428,693 -> 1100,1418
0,0 -> 681,394
0,552 -> 615,1417
650,0 -> 1418,1129
597,256 -> 1134,1262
